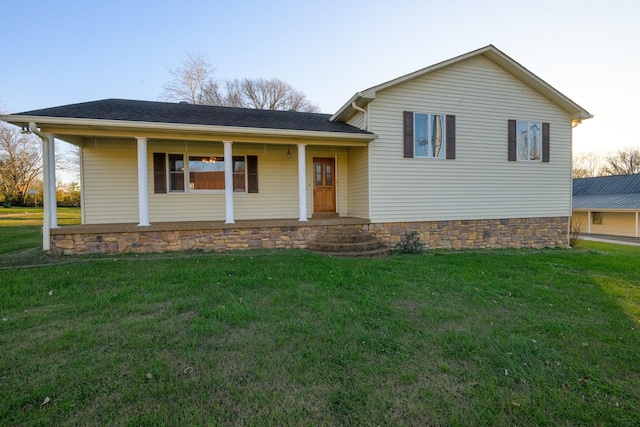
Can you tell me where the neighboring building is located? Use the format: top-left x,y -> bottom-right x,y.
572,174 -> 640,238
1,45 -> 592,254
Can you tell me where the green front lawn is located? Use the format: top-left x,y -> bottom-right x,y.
0,212 -> 638,425
0,207 -> 80,255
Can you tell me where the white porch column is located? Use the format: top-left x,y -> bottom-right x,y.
297,144 -> 308,221
636,211 -> 639,238
136,137 -> 150,226
41,135 -> 52,251
587,211 -> 592,234
224,141 -> 235,224
46,135 -> 58,229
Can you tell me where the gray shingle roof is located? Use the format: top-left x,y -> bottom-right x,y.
573,174 -> 640,210
13,99 -> 372,135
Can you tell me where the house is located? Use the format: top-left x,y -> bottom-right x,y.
572,174 -> 640,238
1,45 -> 592,255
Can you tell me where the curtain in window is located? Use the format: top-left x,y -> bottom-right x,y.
432,115 -> 444,158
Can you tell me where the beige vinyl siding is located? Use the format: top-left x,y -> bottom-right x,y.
82,139 -> 139,224
346,111 -> 365,130
368,55 -> 572,223
574,210 -> 639,237
348,146 -> 369,218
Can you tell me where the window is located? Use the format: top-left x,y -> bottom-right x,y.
592,212 -> 603,225
188,156 -> 225,190
169,154 -> 185,192
403,111 -> 455,159
414,113 -> 446,158
508,120 -> 550,162
154,153 -> 258,194
517,121 -> 541,161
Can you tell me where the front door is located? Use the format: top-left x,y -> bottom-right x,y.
313,158 -> 336,214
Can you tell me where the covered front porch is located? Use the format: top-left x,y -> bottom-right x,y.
1,99 -> 377,253
49,217 -> 371,255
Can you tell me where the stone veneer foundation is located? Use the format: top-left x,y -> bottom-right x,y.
49,216 -> 568,255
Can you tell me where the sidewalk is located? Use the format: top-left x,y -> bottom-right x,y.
581,234 -> 640,247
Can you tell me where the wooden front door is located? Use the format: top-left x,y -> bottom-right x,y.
313,158 -> 336,213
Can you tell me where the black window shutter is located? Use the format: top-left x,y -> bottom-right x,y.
403,111 -> 414,158
153,152 -> 167,193
446,115 -> 456,159
542,122 -> 550,162
247,155 -> 258,193
507,120 -> 516,161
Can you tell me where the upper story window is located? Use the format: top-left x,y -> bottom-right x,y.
403,111 -> 455,159
414,113 -> 446,158
517,121 -> 542,161
508,120 -> 550,162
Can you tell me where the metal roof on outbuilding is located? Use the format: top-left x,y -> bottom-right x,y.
573,174 -> 640,210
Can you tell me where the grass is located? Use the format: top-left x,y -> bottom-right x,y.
0,210 -> 639,425
0,207 -> 80,256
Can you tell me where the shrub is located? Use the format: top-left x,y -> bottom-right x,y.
394,230 -> 425,254
569,216 -> 584,248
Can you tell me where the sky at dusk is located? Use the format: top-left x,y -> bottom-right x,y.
1,0 -> 639,158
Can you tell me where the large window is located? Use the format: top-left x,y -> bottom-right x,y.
516,121 -> 542,161
154,152 -> 258,194
414,113 -> 446,158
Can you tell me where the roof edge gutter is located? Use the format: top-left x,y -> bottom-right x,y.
351,102 -> 368,131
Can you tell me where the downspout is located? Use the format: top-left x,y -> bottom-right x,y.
29,122 -> 56,251
351,102 -> 368,131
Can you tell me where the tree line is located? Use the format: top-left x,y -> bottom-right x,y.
572,147 -> 640,178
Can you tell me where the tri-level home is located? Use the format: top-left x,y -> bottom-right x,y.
1,45 -> 592,254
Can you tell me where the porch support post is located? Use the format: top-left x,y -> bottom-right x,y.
224,141 -> 235,224
297,144 -> 308,221
587,211 -> 591,234
636,211 -> 638,238
46,134 -> 58,229
136,137 -> 150,226
40,135 -> 52,251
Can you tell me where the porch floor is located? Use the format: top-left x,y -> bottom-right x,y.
50,217 -> 370,235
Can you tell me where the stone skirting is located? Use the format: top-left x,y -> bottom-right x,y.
49,216 -> 568,255
364,216 -> 569,250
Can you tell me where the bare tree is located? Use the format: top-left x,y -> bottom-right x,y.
161,53 -> 320,112
572,152 -> 602,178
160,53 -> 222,105
0,123 -> 43,206
56,142 -> 81,181
223,78 -> 320,112
600,146 -> 640,176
